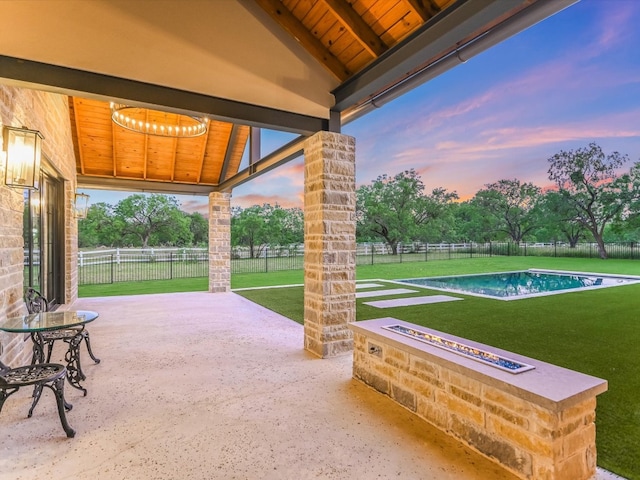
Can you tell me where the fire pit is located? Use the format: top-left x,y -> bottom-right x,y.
382,324 -> 534,374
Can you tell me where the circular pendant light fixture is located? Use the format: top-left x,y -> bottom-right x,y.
110,103 -> 209,138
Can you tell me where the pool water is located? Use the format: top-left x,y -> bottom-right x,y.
397,270 -> 640,300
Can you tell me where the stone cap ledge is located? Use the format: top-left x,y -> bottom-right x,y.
350,317 -> 608,412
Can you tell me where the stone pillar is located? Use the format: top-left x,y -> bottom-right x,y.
303,131 -> 356,358
208,191 -> 231,293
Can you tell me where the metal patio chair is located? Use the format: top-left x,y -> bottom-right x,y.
0,342 -> 75,437
24,288 -> 101,365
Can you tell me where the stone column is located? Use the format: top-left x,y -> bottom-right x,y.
208,191 -> 231,293
303,131 -> 356,358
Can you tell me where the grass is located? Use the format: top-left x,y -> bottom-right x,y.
78,278 -> 209,297
236,257 -> 640,480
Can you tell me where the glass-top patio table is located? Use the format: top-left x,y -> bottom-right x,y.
0,310 -> 99,396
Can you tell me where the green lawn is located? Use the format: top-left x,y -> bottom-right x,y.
236,257 -> 640,480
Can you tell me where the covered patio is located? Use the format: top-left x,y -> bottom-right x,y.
1,291 -> 521,479
1,1 -> 609,479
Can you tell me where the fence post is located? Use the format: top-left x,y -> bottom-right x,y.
448,243 -> 451,260
399,242 -> 402,263
265,246 -> 268,273
170,252 -> 173,279
116,247 -> 121,265
470,242 -> 473,259
425,242 -> 428,262
371,243 -> 374,265
110,254 -> 114,284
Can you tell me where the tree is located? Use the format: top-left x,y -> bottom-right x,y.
188,212 -> 209,246
610,161 -> 640,241
547,143 -> 636,259
114,194 -> 192,248
472,179 -> 541,243
266,206 -> 303,246
231,204 -> 304,257
231,205 -> 269,258
453,200 -> 498,243
356,169 -> 458,254
78,202 -> 123,248
536,191 -> 586,247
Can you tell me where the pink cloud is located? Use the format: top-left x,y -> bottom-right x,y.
590,2 -> 639,55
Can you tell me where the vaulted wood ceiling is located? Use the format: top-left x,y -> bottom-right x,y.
70,98 -> 250,191
0,0 -> 576,194
70,0 -> 455,192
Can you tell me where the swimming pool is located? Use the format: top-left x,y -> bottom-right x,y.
397,270 -> 640,300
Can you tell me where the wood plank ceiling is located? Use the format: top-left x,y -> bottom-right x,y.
72,0 -> 451,193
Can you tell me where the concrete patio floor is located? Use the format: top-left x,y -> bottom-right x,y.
0,292 -> 619,480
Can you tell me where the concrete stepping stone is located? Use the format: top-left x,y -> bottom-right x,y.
363,295 -> 462,308
356,288 -> 417,299
355,283 -> 384,289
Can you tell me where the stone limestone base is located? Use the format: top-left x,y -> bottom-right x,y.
303,131 -> 356,358
208,191 -> 231,293
350,318 -> 608,480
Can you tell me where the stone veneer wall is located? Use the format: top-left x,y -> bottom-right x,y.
208,191 -> 231,293
0,87 -> 78,365
350,319 -> 607,480
303,131 -> 356,358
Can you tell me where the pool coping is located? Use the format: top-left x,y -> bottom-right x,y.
391,269 -> 640,301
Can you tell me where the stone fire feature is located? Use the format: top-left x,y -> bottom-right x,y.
350,318 -> 608,480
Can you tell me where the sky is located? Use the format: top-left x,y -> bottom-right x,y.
85,0 -> 640,215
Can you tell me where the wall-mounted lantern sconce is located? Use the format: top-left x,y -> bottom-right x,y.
74,192 -> 90,219
2,125 -> 43,189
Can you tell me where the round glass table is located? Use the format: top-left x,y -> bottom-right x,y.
0,310 -> 99,395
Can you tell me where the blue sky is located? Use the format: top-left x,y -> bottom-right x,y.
87,0 -> 640,214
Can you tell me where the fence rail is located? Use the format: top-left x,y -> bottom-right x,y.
77,242 -> 639,285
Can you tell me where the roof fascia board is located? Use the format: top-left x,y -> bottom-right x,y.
0,55 -> 328,135
341,0 -> 578,123
332,0 -> 527,111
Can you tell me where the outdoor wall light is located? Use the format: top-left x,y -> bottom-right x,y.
2,125 -> 43,189
74,192 -> 90,219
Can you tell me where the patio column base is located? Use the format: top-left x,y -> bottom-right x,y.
303,131 -> 356,358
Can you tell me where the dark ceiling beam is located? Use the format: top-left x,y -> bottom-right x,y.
333,0 -> 547,112
402,0 -> 441,22
320,0 -> 387,57
219,124 -> 241,183
254,0 -> 350,81
215,135 -> 305,192
0,55 -> 328,135
76,175 -> 217,196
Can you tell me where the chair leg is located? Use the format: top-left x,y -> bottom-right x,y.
45,340 -> 55,363
83,332 -> 101,364
28,384 -> 44,418
48,377 -> 75,438
0,388 -> 16,414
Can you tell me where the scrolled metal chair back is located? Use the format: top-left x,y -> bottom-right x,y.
25,288 -> 49,314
